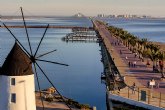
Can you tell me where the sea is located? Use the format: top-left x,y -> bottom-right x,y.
0,17 -> 106,110
0,17 -> 165,110
101,18 -> 165,43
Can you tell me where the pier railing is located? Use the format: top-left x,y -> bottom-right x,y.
110,86 -> 165,108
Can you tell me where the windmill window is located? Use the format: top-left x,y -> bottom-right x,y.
11,93 -> 16,103
11,78 -> 15,86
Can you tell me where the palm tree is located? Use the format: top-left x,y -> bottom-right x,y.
138,38 -> 148,51
129,37 -> 137,52
147,43 -> 160,52
107,24 -> 165,75
141,38 -> 148,50
148,50 -> 159,72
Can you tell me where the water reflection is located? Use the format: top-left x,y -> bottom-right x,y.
0,27 -> 106,109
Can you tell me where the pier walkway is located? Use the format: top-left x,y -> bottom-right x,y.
93,20 -> 165,109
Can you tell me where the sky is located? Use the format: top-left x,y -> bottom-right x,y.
0,0 -> 165,17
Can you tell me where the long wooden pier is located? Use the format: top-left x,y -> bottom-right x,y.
0,25 -> 93,29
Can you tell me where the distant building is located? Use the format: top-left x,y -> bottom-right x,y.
74,13 -> 85,17
97,14 -> 105,18
96,14 -> 153,19
117,15 -> 125,18
108,15 -> 116,18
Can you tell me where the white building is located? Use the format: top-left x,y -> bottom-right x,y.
0,42 -> 36,110
74,13 -> 84,17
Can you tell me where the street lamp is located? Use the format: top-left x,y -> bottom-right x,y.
161,51 -> 165,78
163,51 -> 165,78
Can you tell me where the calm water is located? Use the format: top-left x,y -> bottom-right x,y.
2,17 -> 164,110
0,17 -> 106,110
101,18 -> 165,43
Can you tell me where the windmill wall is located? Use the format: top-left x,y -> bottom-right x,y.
0,74 -> 36,110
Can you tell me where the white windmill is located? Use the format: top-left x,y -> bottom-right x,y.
0,7 -> 71,110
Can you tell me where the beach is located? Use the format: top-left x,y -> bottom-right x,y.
36,92 -> 70,110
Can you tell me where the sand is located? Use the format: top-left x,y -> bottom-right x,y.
35,92 -> 71,110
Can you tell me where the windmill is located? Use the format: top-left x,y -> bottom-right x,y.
0,7 -> 72,110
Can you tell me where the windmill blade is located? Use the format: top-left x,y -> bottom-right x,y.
35,62 -> 72,110
2,22 -> 31,57
34,24 -> 49,57
36,49 -> 57,58
36,59 -> 69,66
33,63 -> 45,110
20,7 -> 33,56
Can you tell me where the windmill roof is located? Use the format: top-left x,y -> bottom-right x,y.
0,42 -> 33,76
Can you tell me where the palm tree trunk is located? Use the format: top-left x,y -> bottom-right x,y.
153,60 -> 156,72
161,61 -> 165,78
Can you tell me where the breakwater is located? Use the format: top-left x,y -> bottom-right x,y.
0,25 -> 93,29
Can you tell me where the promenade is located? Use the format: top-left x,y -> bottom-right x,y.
93,20 -> 165,109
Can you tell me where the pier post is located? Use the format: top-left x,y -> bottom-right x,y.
159,92 -> 162,107
128,87 -> 130,98
148,90 -> 150,104
138,88 -> 140,101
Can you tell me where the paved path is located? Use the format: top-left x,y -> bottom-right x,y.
108,35 -> 165,93
94,20 -> 165,108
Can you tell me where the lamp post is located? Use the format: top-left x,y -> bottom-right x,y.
161,51 -> 165,78
163,51 -> 165,78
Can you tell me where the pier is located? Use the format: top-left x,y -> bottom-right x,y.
64,31 -> 97,41
0,25 -> 93,29
62,27 -> 99,42
72,27 -> 94,32
93,20 -> 165,109
100,41 -> 126,91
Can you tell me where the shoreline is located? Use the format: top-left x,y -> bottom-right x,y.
35,88 -> 92,110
